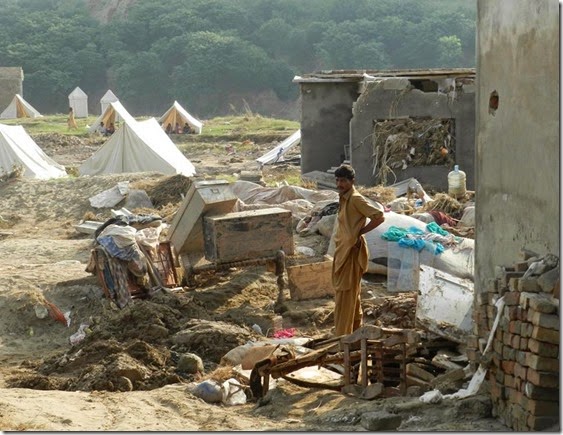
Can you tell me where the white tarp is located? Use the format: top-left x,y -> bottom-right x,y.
0,123 -> 66,179
256,130 -> 301,165
88,101 -> 134,134
0,94 -> 43,119
159,101 -> 203,134
79,117 -> 196,177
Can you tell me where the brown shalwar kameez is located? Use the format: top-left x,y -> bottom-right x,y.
332,187 -> 384,336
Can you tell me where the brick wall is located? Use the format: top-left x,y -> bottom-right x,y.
468,250 -> 560,430
0,67 -> 23,112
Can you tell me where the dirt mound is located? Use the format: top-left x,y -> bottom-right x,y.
363,292 -> 416,329
131,174 -> 192,208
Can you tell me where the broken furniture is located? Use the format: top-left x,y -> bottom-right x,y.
166,179 -> 294,304
249,325 -> 419,399
90,240 -> 181,304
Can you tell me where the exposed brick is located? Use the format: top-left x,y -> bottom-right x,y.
493,339 -> 503,355
537,266 -> 560,294
504,374 -> 516,389
527,415 -> 560,431
476,291 -> 488,306
490,381 -> 505,400
509,320 -> 521,334
524,382 -> 559,401
531,326 -> 559,344
516,351 -> 529,367
520,322 -> 533,338
525,353 -> 559,372
499,317 -> 509,331
527,294 -> 558,314
519,337 -> 528,351
526,369 -> 559,388
528,338 -> 559,358
508,277 -> 520,292
513,363 -> 527,381
502,291 -> 521,306
525,398 -> 560,416
528,311 -> 559,330
511,334 -> 520,349
502,346 -> 516,361
518,277 -> 541,292
504,306 -> 520,320
495,366 -> 505,383
501,360 -> 515,375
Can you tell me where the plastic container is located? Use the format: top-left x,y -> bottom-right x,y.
447,165 -> 466,199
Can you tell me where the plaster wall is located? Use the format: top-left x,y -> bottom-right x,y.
475,0 -> 559,293
350,81 -> 475,189
298,82 -> 360,174
0,67 -> 23,112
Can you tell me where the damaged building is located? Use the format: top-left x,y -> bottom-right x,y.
471,0 -> 560,431
294,68 -> 475,190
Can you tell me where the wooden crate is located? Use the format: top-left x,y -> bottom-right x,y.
203,207 -> 294,263
287,256 -> 335,300
166,180 -> 238,259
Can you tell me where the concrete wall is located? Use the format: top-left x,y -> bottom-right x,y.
298,81 -> 360,174
0,67 -> 23,112
475,0 -> 559,294
350,79 -> 475,189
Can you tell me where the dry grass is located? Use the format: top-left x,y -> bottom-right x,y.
357,185 -> 396,205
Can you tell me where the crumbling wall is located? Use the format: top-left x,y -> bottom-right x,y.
298,81 -> 360,174
0,67 -> 23,112
474,0 -> 559,299
468,251 -> 559,430
350,78 -> 475,190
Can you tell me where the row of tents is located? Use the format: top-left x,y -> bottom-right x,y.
0,93 -> 301,181
0,97 -> 199,179
0,92 -> 204,135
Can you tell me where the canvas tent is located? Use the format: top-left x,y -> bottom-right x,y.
0,94 -> 43,119
100,90 -> 119,115
0,123 -> 66,179
159,101 -> 203,134
68,87 -> 88,118
88,101 -> 135,134
256,130 -> 301,165
79,117 -> 196,177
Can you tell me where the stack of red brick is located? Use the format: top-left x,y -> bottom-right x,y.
469,251 -> 559,431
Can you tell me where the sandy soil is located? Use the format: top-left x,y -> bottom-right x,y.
0,132 -> 508,431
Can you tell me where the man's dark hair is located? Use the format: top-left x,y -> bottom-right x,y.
334,164 -> 355,180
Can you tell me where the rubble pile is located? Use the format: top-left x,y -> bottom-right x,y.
470,250 -> 559,430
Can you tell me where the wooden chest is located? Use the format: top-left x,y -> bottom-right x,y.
167,180 -> 238,258
287,256 -> 335,300
203,207 -> 294,263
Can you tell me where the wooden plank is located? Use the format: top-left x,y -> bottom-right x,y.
287,259 -> 335,300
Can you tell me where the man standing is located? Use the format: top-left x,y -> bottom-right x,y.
332,164 -> 385,336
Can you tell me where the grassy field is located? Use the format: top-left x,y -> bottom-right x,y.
1,113 -> 299,142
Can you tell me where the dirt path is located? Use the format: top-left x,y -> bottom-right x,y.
0,132 -> 507,431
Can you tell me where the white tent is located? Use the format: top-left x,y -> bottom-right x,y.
68,87 -> 88,118
0,123 -> 66,179
79,117 -> 196,177
159,101 -> 203,134
100,89 -> 119,116
88,101 -> 135,134
256,130 -> 301,165
0,94 -> 43,119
